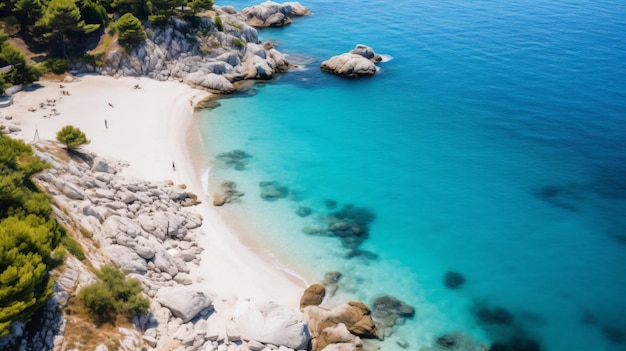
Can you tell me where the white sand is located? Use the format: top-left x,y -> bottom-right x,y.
3,74 -> 308,308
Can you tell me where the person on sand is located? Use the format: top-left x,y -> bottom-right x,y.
108,102 -> 114,108
105,120 -> 108,128
172,162 -> 176,171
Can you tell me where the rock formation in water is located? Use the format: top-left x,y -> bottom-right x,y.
321,44 -> 383,78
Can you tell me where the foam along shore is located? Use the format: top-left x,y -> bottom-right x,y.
2,74 -> 309,308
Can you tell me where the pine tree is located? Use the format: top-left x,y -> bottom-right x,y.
188,0 -> 213,16
55,125 -> 91,149
36,0 -> 100,57
116,13 -> 146,46
12,0 -> 43,33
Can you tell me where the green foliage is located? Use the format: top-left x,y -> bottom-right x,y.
78,263 -> 149,324
36,0 -> 101,57
12,0 -> 43,30
43,58 -> 68,74
0,134 -> 63,338
148,14 -> 167,27
55,125 -> 90,149
232,37 -> 243,49
115,12 -> 146,45
0,41 -> 41,86
214,14 -> 222,32
112,0 -> 149,19
188,0 -> 213,14
60,236 -> 85,260
77,0 -> 108,25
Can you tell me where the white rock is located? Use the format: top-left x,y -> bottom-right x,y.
156,285 -> 213,323
233,301 -> 309,349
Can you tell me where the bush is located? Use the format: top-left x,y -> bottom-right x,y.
148,14 -> 167,27
232,37 -> 244,48
61,235 -> 85,260
78,263 -> 149,325
214,15 -> 223,32
56,125 -> 90,150
115,13 -> 146,45
44,59 -> 68,74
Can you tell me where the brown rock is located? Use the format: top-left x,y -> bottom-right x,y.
300,284 -> 326,310
303,301 -> 378,351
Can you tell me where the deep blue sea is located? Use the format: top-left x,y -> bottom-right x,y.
196,1 -> 626,350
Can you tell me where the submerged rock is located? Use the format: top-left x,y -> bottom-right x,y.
295,206 -> 312,217
371,295 -> 415,338
489,337 -> 542,351
420,331 -> 489,351
472,304 -> 514,326
216,149 -> 252,170
443,271 -> 466,289
259,181 -> 289,201
212,180 -> 244,206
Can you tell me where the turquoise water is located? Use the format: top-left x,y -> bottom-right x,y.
196,1 -> 626,350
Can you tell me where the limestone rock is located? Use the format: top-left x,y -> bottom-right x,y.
156,285 -> 213,323
183,72 -> 235,93
321,45 -> 382,78
233,300 -> 309,350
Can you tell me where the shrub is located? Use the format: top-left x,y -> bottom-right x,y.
232,37 -> 244,48
148,14 -> 167,27
45,59 -> 68,74
115,13 -> 146,46
56,125 -> 90,150
214,15 -> 223,32
78,263 -> 149,325
61,235 -> 86,260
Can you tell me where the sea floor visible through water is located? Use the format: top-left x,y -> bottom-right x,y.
194,1 -> 626,350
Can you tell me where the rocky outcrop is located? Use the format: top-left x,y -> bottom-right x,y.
241,1 -> 310,27
321,45 -> 383,78
97,6 -> 299,93
300,283 -> 326,310
156,285 -> 213,322
302,288 -> 379,351
19,141 -> 310,351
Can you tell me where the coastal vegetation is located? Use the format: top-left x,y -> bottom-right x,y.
55,125 -> 91,149
0,134 -> 64,338
0,0 -> 215,90
78,263 -> 150,325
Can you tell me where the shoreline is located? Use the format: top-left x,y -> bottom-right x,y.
3,74 -> 310,308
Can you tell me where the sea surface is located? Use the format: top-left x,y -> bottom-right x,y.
195,1 -> 626,350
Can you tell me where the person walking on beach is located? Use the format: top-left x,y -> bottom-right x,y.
105,119 -> 108,128
172,162 -> 176,171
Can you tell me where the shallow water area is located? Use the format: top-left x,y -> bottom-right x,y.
196,1 -> 626,350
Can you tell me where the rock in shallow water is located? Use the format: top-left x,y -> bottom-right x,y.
444,271 -> 466,289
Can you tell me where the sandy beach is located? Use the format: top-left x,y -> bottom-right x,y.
2,74 -> 308,308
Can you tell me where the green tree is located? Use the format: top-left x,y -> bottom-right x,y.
36,0 -> 100,57
188,0 -> 212,15
0,134 -> 62,337
55,125 -> 90,149
0,42 -> 41,86
12,0 -> 43,33
112,0 -> 149,19
115,13 -> 146,46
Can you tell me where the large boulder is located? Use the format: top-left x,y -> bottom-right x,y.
321,45 -> 382,78
241,1 -> 310,27
232,300 -> 309,349
321,54 -> 377,78
183,72 -> 235,94
156,285 -> 213,323
300,284 -> 326,310
303,301 -> 378,351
